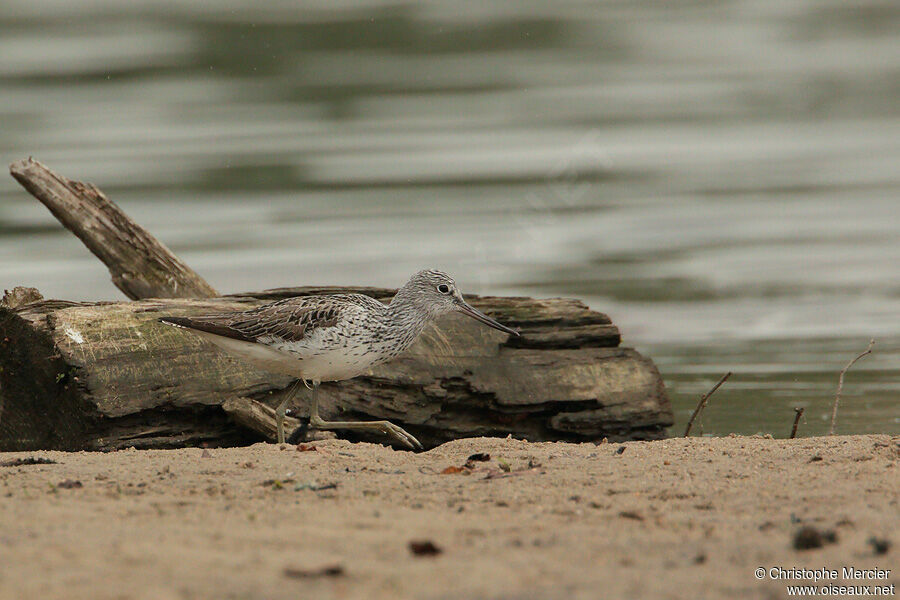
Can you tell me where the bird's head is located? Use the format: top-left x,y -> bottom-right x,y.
398,269 -> 519,336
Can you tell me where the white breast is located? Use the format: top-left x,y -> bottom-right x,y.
259,327 -> 392,382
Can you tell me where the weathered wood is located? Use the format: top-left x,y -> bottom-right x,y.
221,397 -> 334,443
8,158 -> 217,300
222,397 -> 301,441
0,290 -> 672,451
1,286 -> 44,309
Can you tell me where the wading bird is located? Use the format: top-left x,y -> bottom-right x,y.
159,270 -> 518,449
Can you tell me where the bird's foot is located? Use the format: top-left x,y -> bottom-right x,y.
373,420 -> 423,451
309,415 -> 423,450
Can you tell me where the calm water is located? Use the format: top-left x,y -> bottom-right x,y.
1,1 -> 897,437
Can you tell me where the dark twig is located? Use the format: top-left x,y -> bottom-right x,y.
829,339 -> 875,435
683,372 -> 732,437
790,407 -> 805,439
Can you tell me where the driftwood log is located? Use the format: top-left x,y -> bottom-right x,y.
0,289 -> 670,450
0,158 -> 673,451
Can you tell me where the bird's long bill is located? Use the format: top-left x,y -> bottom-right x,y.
457,301 -> 519,336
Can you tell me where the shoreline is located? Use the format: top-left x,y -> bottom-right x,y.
0,434 -> 896,599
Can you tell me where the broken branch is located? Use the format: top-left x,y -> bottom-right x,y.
9,157 -> 217,300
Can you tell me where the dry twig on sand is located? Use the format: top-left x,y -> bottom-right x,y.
829,339 -> 875,435
683,372 -> 732,437
790,407 -> 805,439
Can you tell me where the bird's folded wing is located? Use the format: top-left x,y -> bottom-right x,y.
159,297 -> 342,344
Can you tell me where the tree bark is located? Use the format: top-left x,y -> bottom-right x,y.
8,157 -> 217,300
0,290 -> 672,451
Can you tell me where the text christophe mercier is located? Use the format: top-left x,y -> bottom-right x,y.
761,568 -> 891,582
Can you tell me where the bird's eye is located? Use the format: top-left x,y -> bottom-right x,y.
437,284 -> 450,294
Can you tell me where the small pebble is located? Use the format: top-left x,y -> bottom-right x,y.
793,526 -> 837,550
868,537 -> 891,555
409,540 -> 442,557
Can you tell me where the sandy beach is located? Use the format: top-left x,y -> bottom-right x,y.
0,434 -> 896,600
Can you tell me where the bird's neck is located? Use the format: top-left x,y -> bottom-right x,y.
386,288 -> 432,349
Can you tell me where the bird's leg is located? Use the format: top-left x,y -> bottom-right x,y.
308,382 -> 423,450
275,380 -> 304,444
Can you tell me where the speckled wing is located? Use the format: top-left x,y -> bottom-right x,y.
159,296 -> 343,344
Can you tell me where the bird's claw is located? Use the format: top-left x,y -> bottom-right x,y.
379,421 -> 423,451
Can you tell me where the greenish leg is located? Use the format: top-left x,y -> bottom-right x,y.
307,381 -> 423,450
